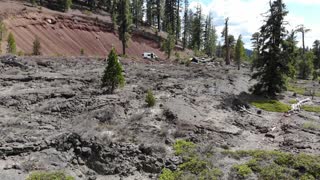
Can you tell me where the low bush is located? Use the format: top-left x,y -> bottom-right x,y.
145,89 -> 156,107
302,105 -> 320,113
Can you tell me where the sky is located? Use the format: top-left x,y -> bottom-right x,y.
188,0 -> 320,49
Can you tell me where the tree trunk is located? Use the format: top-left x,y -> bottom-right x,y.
302,31 -> 305,54
122,40 -> 126,55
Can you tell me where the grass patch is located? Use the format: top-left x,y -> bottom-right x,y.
26,171 -> 74,180
302,105 -> 320,113
288,99 -> 298,104
287,85 -> 305,95
251,100 -> 291,112
303,122 -> 320,130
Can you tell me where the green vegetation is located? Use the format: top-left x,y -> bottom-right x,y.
80,48 -> 84,55
26,171 -> 74,180
159,168 -> 182,180
163,28 -> 175,59
145,89 -> 156,107
299,52 -> 314,80
235,34 -> 245,70
288,99 -> 298,104
32,36 -> 41,55
7,32 -> 16,54
233,164 -> 253,178
251,100 -> 291,112
302,122 -> 320,130
302,105 -> 320,113
63,0 -> 72,12
0,21 -> 6,41
287,84 -> 305,95
173,139 -> 196,156
223,150 -> 320,180
160,140 -> 222,180
101,48 -> 125,94
251,0 -> 291,97
117,0 -> 132,55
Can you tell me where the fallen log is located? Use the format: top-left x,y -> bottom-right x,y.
289,98 -> 311,113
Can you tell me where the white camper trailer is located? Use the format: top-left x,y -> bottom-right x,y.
142,52 -> 158,60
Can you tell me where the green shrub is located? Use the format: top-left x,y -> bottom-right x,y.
302,105 -> 320,113
7,32 -> 16,54
26,171 -> 74,180
259,164 -> 288,180
179,157 -> 208,175
173,140 -> 196,156
145,89 -> 155,107
233,164 -> 253,178
101,48 -> 125,94
159,168 -> 182,180
80,48 -> 84,55
251,100 -> 291,112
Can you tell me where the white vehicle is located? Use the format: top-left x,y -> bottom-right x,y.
142,52 -> 158,60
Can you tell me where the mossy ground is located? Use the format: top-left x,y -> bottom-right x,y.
160,141 -> 320,180
26,171 -> 74,180
251,100 -> 291,112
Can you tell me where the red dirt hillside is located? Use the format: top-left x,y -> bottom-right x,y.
0,1 -> 167,58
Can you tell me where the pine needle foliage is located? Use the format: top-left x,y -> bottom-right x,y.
101,48 -> 125,94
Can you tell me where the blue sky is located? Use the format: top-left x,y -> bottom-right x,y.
189,0 -> 320,49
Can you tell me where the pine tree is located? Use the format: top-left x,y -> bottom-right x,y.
203,13 -> 217,57
235,35 -> 244,70
101,48 -> 125,93
299,52 -> 314,79
182,0 -> 189,50
32,36 -> 41,56
163,27 -> 175,58
118,0 -> 132,55
132,0 -> 144,28
222,18 -> 230,65
283,31 -> 299,79
313,40 -> 320,69
216,41 -> 222,58
251,0 -> 289,97
190,5 -> 202,51
7,32 -> 16,54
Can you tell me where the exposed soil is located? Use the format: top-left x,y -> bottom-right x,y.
0,0 -> 171,59
0,55 -> 319,179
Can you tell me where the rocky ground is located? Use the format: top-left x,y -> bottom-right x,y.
0,55 -> 319,180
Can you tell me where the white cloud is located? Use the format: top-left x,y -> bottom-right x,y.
189,0 -> 320,49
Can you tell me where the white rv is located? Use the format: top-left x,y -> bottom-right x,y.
142,52 -> 158,60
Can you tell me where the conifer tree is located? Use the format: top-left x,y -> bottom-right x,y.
190,5 -> 202,51
222,18 -> 230,65
182,0 -> 189,50
283,31 -> 299,79
312,40 -> 320,69
235,35 -> 245,70
163,27 -> 175,58
101,48 -> 125,93
118,0 -> 132,55
132,0 -> 143,28
32,36 -> 41,56
299,52 -> 314,79
7,32 -> 16,54
251,0 -> 290,97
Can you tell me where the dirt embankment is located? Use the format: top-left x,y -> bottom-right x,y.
1,2 -> 166,58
